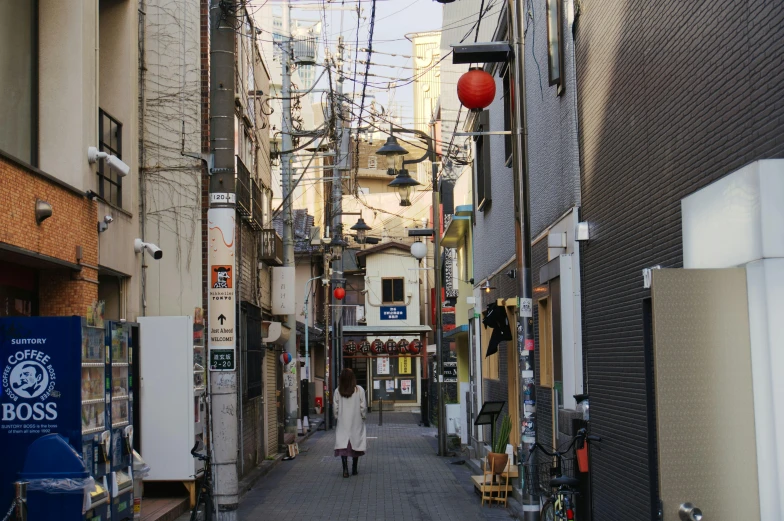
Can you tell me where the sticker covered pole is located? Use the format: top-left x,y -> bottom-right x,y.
208,0 -> 238,518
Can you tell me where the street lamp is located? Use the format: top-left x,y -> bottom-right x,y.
388,170 -> 421,206
350,215 -> 372,244
375,135 -> 408,175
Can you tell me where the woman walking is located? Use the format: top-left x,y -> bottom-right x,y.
334,368 -> 367,478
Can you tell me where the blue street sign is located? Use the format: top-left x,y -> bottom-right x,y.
380,306 -> 407,320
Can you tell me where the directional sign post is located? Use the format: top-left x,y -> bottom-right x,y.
208,207 -> 236,371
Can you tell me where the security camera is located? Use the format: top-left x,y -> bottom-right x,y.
104,215 -> 113,224
87,146 -> 130,177
134,238 -> 163,260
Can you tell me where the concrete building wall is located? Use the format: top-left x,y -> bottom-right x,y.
575,1 -> 784,518
140,0 -> 203,317
2,0 -> 140,321
524,0 -> 581,237
470,81 -> 516,284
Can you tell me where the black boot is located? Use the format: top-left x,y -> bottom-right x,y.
352,457 -> 359,476
341,457 -> 349,478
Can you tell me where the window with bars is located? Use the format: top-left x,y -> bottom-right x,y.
98,109 -> 123,207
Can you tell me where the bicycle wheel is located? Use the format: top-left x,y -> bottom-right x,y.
540,499 -> 555,521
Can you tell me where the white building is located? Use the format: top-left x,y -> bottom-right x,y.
350,242 -> 430,411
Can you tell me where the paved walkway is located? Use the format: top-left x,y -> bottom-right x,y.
237,412 -> 517,520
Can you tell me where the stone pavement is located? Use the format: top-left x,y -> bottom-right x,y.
237,412 -> 519,521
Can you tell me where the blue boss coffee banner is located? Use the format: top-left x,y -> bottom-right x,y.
0,316 -> 83,509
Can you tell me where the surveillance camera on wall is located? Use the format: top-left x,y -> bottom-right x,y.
88,146 -> 130,177
98,215 -> 114,233
134,238 -> 163,260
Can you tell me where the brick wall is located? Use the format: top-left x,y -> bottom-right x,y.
575,1 -> 784,519
0,155 -> 98,314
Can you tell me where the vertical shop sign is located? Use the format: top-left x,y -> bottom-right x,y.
208,208 -> 236,371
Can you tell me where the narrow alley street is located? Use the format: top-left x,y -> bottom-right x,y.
237,413 -> 517,521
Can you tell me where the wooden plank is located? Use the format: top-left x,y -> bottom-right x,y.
479,458 -> 519,477
471,475 -> 513,492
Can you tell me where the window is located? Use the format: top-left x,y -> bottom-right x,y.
474,110 -> 491,212
0,0 -> 37,164
368,155 -> 377,169
546,0 -> 564,92
98,109 -> 123,207
501,66 -> 512,164
381,278 -> 404,304
538,298 -> 553,387
241,302 -> 263,399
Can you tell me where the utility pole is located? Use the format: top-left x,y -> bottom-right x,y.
208,1 -> 238,519
281,0 -> 299,438
329,35 -> 346,427
507,0 -> 536,518
432,160 -> 446,457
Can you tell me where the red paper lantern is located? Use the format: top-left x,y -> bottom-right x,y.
457,68 -> 496,111
333,287 -> 346,300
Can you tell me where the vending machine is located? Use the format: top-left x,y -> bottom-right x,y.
0,316 -> 111,520
107,321 -> 136,521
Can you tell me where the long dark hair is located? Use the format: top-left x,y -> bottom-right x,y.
338,368 -> 356,398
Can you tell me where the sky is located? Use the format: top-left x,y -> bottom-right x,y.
285,0 -> 444,126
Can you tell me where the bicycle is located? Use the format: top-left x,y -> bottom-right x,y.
190,440 -> 215,521
524,428 -> 601,521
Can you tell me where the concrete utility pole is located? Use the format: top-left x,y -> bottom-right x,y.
281,0 -> 299,437
507,0 -> 537,518
329,36 -> 346,427
208,1 -> 238,519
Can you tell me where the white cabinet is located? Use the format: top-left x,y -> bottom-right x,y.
138,316 -> 205,481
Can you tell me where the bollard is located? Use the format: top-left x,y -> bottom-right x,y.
379,399 -> 383,426
14,481 -> 27,521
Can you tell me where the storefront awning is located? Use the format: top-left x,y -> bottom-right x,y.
342,324 -> 431,337
441,215 -> 471,248
444,324 -> 468,339
0,242 -> 81,271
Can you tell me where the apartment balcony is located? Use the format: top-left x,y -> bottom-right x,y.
342,305 -> 365,326
293,36 -> 316,65
250,178 -> 263,231
236,157 -> 252,219
260,229 -> 283,266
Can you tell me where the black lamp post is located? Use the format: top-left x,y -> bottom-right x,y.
375,135 -> 408,175
350,215 -> 371,243
376,126 -> 447,457
388,170 -> 421,207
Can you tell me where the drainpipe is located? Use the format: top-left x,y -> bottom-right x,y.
507,0 -> 537,519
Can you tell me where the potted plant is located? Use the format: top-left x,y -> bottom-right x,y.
487,414 -> 512,475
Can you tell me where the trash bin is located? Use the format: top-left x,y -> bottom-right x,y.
18,434 -> 94,521
131,450 -> 150,521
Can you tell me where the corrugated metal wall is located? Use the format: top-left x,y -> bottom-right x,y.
575,1 -> 784,518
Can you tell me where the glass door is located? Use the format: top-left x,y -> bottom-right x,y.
110,323 -> 130,428
81,323 -> 106,434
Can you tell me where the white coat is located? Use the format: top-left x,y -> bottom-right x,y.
334,385 -> 367,452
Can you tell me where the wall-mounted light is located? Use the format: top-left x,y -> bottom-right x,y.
481,280 -> 496,293
35,200 -> 52,225
410,240 -> 427,260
